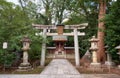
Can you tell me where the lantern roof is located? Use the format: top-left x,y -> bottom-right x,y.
115,45 -> 120,49
21,36 -> 31,42
117,52 -> 120,55
89,36 -> 99,42
104,45 -> 109,49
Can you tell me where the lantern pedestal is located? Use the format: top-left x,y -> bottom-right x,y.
90,50 -> 101,67
90,63 -> 101,67
18,63 -> 31,71
18,49 -> 32,71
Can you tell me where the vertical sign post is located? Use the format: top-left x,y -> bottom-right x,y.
3,42 -> 8,72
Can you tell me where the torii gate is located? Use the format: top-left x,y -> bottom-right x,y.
32,23 -> 88,66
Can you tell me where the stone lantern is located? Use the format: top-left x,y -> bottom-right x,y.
89,36 -> 100,67
115,45 -> 120,68
18,36 -> 31,71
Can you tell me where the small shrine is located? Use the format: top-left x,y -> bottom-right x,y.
53,25 -> 67,58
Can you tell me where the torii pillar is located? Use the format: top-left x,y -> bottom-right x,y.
40,28 -> 47,66
74,27 -> 80,66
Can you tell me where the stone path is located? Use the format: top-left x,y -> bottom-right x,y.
41,59 -> 80,75
40,59 -> 82,78
0,59 -> 120,78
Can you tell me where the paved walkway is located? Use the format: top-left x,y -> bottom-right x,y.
40,59 -> 82,78
0,59 -> 120,78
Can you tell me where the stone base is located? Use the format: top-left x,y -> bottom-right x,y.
18,63 -> 32,71
90,62 -> 101,68
47,54 -> 75,59
54,52 -> 66,58
54,54 -> 66,58
105,61 -> 114,66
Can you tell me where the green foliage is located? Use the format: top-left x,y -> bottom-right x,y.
0,0 -> 43,66
29,34 -> 43,60
0,49 -> 15,67
105,1 -> 120,62
62,0 -> 98,55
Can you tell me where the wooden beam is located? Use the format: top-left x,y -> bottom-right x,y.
47,32 -> 85,36
32,23 -> 88,29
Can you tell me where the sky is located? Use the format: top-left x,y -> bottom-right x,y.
6,0 -> 19,5
6,0 -> 117,5
6,0 -> 39,5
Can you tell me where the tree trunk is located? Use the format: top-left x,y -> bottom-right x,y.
97,0 -> 106,63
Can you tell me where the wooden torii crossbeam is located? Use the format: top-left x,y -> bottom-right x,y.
32,23 -> 88,66
32,23 -> 87,29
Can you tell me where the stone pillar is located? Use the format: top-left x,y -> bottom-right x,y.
40,28 -> 47,66
89,36 -> 100,67
74,27 -> 80,66
105,51 -> 114,66
23,51 -> 29,64
117,53 -> 120,68
115,45 -> 120,69
92,50 -> 97,63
